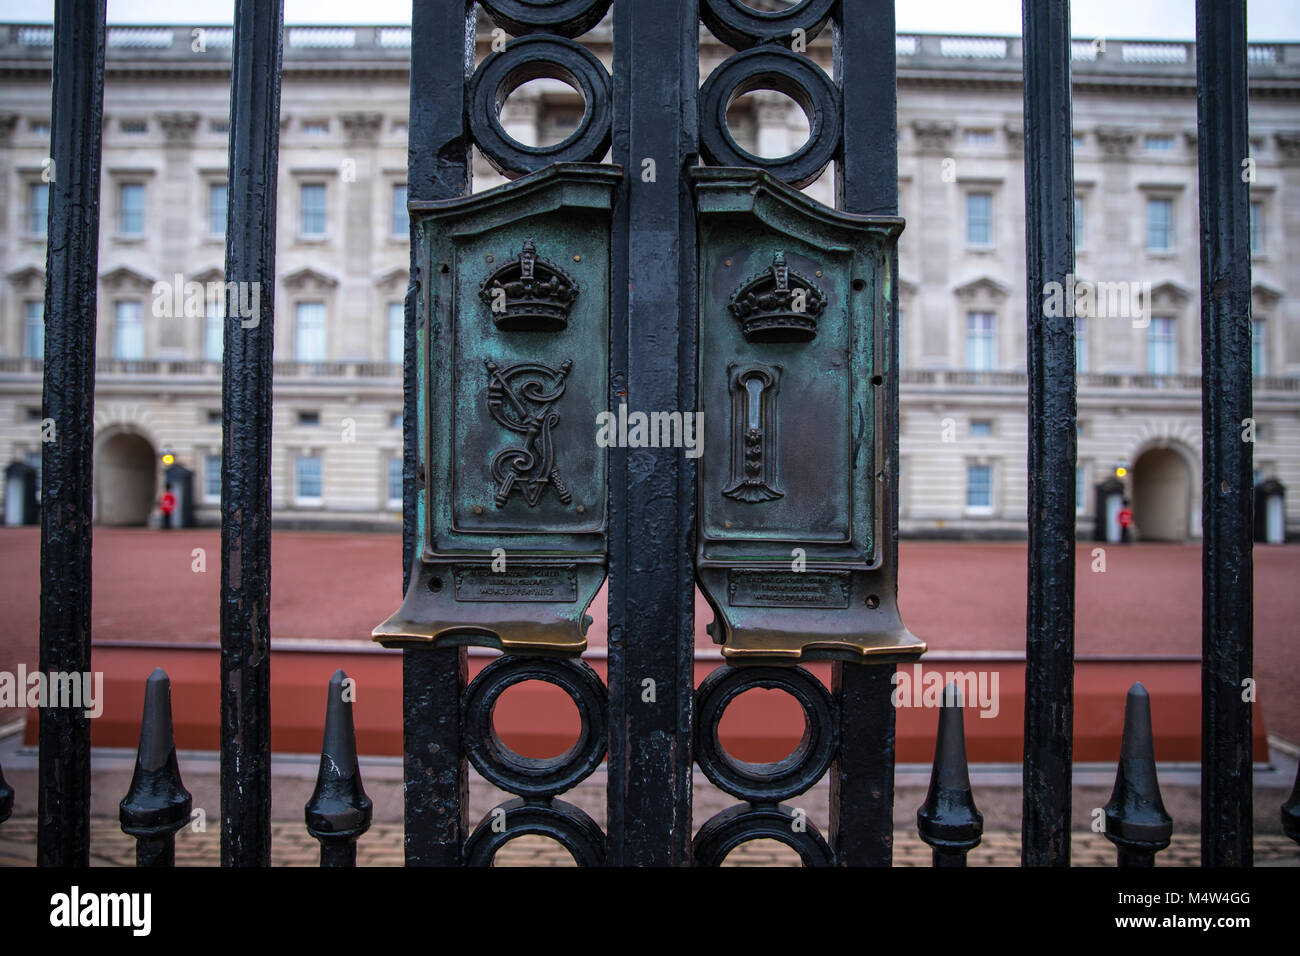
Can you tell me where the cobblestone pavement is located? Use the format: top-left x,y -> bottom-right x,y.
1,818 -> 1295,867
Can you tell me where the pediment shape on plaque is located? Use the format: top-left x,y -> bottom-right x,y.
282,266 -> 339,292
100,265 -> 156,292
953,276 -> 1010,303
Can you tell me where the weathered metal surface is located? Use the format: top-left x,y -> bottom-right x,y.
1103,683 -> 1173,868
1195,0 -> 1254,868
0,759 -> 12,824
220,0 -> 282,867
468,35 -> 612,179
462,656 -> 607,798
402,0 -> 475,869
698,47 -> 840,189
120,669 -> 192,868
693,803 -> 834,867
373,164 -> 619,656
464,797 -> 606,866
829,1 -> 906,869
694,665 -> 837,802
1283,763 -> 1300,846
1020,0 -> 1077,867
305,670 -> 372,867
699,0 -> 834,51
37,0 -> 105,868
693,168 -> 921,665
606,0 -> 699,866
479,0 -> 613,39
917,683 -> 983,867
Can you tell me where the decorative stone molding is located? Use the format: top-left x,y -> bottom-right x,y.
375,267 -> 408,294
282,266 -> 339,291
340,111 -> 383,144
1251,281 -> 1283,309
156,111 -> 200,144
100,265 -> 157,292
1002,121 -> 1024,154
1274,131 -> 1300,162
6,264 -> 45,293
0,114 -> 18,146
953,276 -> 1010,302
1095,126 -> 1137,159
911,119 -> 955,153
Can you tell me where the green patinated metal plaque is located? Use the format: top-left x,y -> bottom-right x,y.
692,168 -> 924,664
374,163 -> 622,655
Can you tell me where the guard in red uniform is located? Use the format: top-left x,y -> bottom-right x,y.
160,486 -> 176,530
1118,505 -> 1132,543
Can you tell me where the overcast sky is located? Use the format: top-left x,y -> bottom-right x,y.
0,0 -> 1296,40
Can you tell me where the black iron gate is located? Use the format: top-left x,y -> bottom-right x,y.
10,0 -> 1289,869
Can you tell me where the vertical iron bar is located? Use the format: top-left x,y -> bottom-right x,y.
36,0 -> 106,868
607,0 -> 698,866
402,0 -> 473,866
917,685 -> 983,867
1195,0 -> 1253,867
220,0 -> 283,867
1020,0 -> 1076,867
829,0 -> 901,867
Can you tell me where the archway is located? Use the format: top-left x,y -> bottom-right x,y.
1132,446 -> 1192,542
97,432 -> 157,526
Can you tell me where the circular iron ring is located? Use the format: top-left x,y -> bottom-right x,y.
700,0 -> 835,51
462,655 -> 608,799
698,46 -> 841,189
694,664 -> 837,803
479,0 -> 613,39
464,797 -> 606,867
468,34 -> 612,179
693,803 -> 835,867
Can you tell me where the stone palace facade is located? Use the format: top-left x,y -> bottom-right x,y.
1,20 -> 1298,539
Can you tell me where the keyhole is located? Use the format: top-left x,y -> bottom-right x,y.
744,376 -> 764,429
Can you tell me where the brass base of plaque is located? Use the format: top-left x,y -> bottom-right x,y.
372,560 -> 604,656
698,565 -> 927,665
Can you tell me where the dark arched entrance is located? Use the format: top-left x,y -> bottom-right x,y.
1132,446 -> 1192,542
97,432 -> 157,526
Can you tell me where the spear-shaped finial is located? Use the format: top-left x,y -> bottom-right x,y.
1282,758 -> 1300,847
917,683 -> 984,866
0,757 -> 14,824
1104,682 -> 1173,866
305,669 -> 372,866
119,668 -> 193,866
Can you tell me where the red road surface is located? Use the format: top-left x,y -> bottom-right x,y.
1,528 -> 1297,742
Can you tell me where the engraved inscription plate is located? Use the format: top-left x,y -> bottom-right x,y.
727,570 -> 850,609
454,566 -> 579,603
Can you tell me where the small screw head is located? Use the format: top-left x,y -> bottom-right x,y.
576,504 -> 585,513
724,258 -> 732,267
486,254 -> 494,263
573,254 -> 581,262
815,269 -> 823,277
472,504 -> 484,515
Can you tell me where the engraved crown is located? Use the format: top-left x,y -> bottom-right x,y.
479,238 -> 579,332
728,251 -> 826,343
